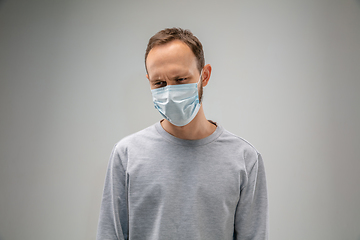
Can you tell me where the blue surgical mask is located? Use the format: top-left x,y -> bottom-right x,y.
151,74 -> 202,127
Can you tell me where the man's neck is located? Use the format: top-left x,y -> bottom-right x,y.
160,106 -> 217,140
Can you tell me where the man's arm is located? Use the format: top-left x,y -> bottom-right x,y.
97,145 -> 128,240
234,153 -> 268,240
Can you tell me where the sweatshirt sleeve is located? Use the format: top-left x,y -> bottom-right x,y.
234,153 -> 269,240
96,144 -> 128,240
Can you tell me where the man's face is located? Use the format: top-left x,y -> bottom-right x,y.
146,40 -> 203,100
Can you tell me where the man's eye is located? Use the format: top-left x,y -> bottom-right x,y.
177,78 -> 186,82
154,81 -> 166,87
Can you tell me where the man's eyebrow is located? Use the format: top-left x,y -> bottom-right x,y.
173,74 -> 189,79
149,77 -> 162,82
149,73 -> 188,82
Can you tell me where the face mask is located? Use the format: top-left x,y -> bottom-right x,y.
151,73 -> 202,127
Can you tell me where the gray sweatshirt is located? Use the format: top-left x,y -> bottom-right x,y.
97,122 -> 268,240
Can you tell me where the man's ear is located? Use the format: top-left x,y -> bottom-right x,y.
201,64 -> 212,87
146,74 -> 149,80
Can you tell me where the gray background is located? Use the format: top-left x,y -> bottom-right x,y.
1,0 -> 359,239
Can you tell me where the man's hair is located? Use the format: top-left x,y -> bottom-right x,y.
145,28 -> 205,73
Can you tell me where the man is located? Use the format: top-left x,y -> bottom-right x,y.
97,28 -> 268,240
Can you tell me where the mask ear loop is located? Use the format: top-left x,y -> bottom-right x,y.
197,69 -> 203,86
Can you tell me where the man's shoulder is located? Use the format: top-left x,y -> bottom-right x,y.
221,128 -> 259,151
219,127 -> 261,164
113,123 -> 160,150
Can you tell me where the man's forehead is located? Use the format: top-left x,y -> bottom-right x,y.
149,39 -> 190,54
146,40 -> 198,79
147,41 -> 194,62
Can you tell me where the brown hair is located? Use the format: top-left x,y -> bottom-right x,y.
145,28 -> 205,73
